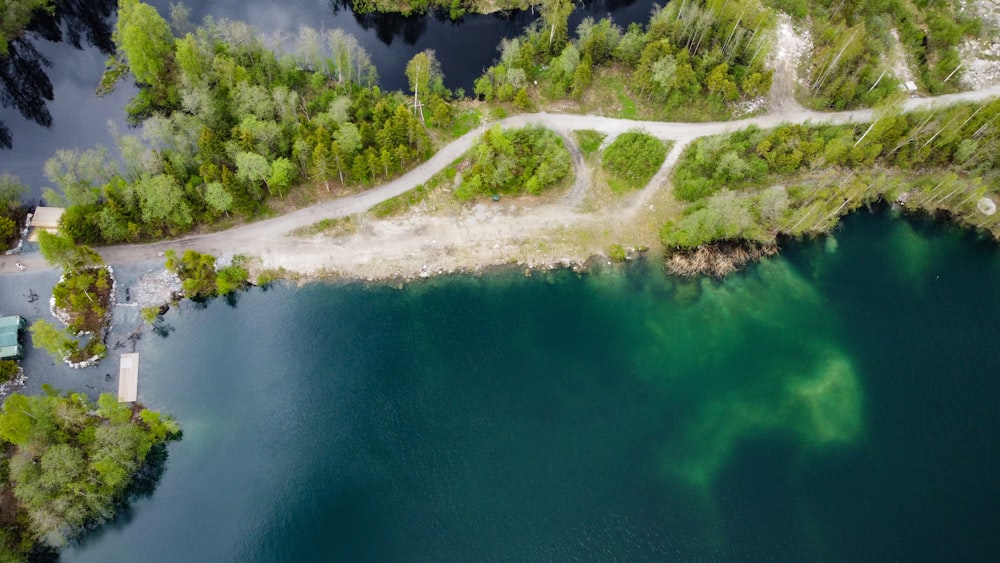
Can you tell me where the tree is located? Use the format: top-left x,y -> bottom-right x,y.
204,182 -> 233,217
0,0 -> 52,56
165,249 -> 217,298
310,143 -> 335,190
0,216 -> 15,242
134,174 -> 192,229
0,390 -> 178,556
115,0 -> 176,87
37,231 -> 103,272
42,148 -> 117,208
540,0 -> 573,53
295,25 -> 323,71
0,173 -> 27,211
30,319 -> 77,361
235,152 -> 272,195
268,158 -> 298,197
405,50 -> 443,121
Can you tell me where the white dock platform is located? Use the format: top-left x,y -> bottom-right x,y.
118,353 -> 139,403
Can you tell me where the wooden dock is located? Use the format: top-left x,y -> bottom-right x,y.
118,353 -> 139,403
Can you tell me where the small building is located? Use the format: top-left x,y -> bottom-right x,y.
0,315 -> 26,360
27,206 -> 65,242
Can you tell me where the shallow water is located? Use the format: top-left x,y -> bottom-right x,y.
62,212 -> 1000,561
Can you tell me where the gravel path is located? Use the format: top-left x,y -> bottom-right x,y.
0,81 -> 1000,277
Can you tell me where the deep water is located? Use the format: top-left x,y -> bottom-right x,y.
62,212 -> 1000,561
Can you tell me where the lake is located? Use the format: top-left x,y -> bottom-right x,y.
60,211 -> 1000,561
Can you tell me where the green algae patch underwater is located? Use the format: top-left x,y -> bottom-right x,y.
634,259 -> 866,492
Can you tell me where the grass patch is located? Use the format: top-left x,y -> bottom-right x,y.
290,215 -> 359,237
372,184 -> 431,218
573,130 -> 606,157
450,108 -> 482,138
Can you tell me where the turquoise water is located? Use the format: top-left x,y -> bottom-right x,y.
62,212 -> 1000,561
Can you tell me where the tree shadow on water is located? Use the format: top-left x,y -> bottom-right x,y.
63,441 -> 179,555
151,319 -> 174,338
0,0 -> 116,149
224,291 -> 241,308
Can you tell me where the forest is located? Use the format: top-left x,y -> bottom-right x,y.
349,0 -> 532,19
663,100 -> 1000,250
46,0 -> 457,245
475,0 -> 776,120
0,389 -> 179,559
778,0 -> 979,109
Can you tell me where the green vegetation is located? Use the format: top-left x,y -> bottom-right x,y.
602,131 -> 667,192
371,164 -> 458,217
141,306 -> 164,324
216,256 -> 251,295
51,267 -> 113,333
350,0 -> 531,19
291,216 -> 358,237
607,243 -> 627,262
371,183 -> 433,217
476,0 -> 775,120
0,0 -> 52,56
573,130 -> 605,157
455,125 -> 571,200
784,0 -> 980,109
28,319 -> 76,360
33,232 -> 112,363
52,2 -> 458,245
165,250 -> 250,299
664,101 -> 1000,249
0,359 -> 20,383
0,388 -> 179,558
0,175 -> 27,248
255,267 -> 298,286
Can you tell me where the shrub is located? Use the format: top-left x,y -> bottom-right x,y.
602,131 -> 667,192
455,125 -> 571,200
0,359 -> 19,383
608,244 -> 627,262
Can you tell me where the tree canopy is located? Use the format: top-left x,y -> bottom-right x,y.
456,125 -> 571,200
37,231 -> 103,273
0,389 -> 178,558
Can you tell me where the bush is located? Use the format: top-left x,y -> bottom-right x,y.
602,131 -> 667,192
608,244 -> 627,262
216,263 -> 249,295
0,216 -> 15,244
141,306 -> 164,324
0,360 -> 19,383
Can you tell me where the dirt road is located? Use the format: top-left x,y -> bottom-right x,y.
4,79 -> 1000,280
